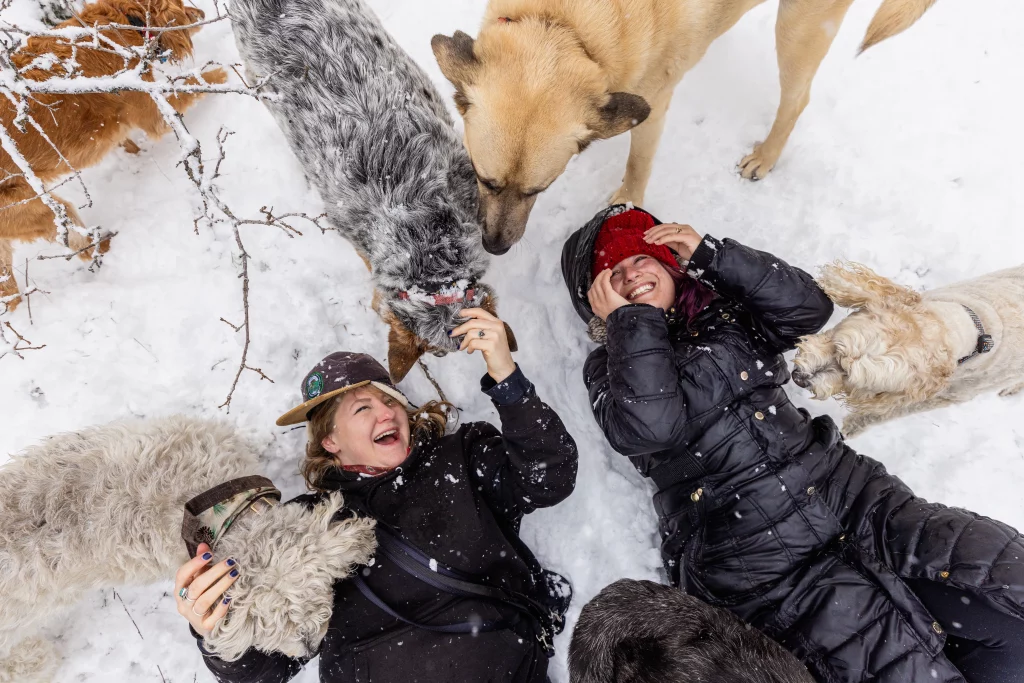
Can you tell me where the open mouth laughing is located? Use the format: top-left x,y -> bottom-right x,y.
373,428 -> 400,446
627,282 -> 656,301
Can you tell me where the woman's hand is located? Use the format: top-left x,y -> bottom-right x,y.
588,269 -> 631,321
644,223 -> 703,260
452,307 -> 516,382
174,543 -> 239,638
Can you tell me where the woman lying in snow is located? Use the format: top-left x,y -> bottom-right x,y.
561,207 -> 1024,683
174,308 -> 578,683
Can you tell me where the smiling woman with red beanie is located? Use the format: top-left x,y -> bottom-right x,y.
560,205 -> 1024,683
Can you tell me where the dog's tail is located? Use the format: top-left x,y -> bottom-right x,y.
860,0 -> 938,53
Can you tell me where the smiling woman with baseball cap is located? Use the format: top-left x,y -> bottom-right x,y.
175,306 -> 579,683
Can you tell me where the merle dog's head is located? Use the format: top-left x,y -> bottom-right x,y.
361,203 -> 514,382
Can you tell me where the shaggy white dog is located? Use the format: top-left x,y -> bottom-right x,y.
0,417 -> 376,682
793,263 -> 1024,435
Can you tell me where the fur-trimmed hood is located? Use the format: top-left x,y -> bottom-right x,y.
561,205 -> 661,343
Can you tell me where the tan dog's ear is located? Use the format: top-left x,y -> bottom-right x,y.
590,93 -> 651,140
184,5 -> 205,24
387,322 -> 426,383
817,262 -> 921,310
432,32 -> 479,88
480,294 -> 518,352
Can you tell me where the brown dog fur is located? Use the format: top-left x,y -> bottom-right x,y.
0,0 -> 225,311
432,0 -> 938,253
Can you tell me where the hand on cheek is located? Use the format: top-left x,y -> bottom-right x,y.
588,270 -> 630,321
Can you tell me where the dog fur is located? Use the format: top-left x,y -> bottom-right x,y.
203,492 -> 376,661
432,0 -> 939,253
230,0 -> 508,381
569,579 -> 814,683
0,417 -> 376,681
0,0 -> 225,312
793,262 -> 1024,435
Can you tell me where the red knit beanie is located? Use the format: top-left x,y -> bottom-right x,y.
592,209 -> 678,279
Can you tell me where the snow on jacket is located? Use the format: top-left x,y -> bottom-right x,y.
561,206 -> 1024,683
194,367 -> 578,683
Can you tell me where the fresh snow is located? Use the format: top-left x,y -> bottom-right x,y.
1,0 -> 1023,681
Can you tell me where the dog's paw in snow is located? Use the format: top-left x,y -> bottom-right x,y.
738,142 -> 781,181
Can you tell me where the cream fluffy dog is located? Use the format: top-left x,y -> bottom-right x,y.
793,263 -> 1024,435
0,417 -> 375,682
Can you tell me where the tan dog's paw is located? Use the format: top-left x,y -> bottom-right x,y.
738,143 -> 780,181
1,277 -> 21,313
609,184 -> 642,208
121,139 -> 141,154
201,67 -> 228,85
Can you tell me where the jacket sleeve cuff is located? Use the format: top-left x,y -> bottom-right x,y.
190,625 -> 216,656
685,234 -> 723,287
480,365 -> 534,406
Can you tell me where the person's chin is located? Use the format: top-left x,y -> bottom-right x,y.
374,441 -> 410,466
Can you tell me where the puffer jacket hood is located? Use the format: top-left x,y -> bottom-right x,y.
561,204 -> 663,326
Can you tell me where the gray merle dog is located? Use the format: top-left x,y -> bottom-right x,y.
570,579 -> 814,683
230,0 -> 511,381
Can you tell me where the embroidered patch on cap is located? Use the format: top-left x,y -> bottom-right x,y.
305,372 -> 324,399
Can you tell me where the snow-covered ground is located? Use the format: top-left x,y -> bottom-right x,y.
2,0 -> 1022,680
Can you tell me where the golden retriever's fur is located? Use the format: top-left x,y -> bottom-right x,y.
0,0 -> 225,311
793,262 -> 1024,435
432,0 -> 938,253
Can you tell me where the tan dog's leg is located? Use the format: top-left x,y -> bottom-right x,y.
0,179 -> 95,310
131,69 -> 228,139
610,90 -> 673,207
739,0 -> 855,180
0,237 -> 17,310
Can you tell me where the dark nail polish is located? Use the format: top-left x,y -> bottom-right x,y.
226,558 -> 236,567
223,597 -> 231,605
230,569 -> 239,577
201,553 -> 212,561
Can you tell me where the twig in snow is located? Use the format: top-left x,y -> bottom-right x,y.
417,359 -> 449,404
112,589 -> 144,641
0,321 -> 45,359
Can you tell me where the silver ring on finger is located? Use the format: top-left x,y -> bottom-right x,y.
478,329 -> 486,338
192,602 -> 210,617
178,586 -> 196,603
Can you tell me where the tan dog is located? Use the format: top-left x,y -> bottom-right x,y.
792,263 -> 1024,436
432,0 -> 938,254
0,0 -> 225,311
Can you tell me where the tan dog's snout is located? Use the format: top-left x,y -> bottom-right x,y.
479,192 -> 538,255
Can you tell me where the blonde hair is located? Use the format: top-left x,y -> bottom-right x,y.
300,387 -> 453,492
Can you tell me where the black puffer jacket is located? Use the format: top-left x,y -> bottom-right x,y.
562,206 -> 1024,683
194,367 -> 578,683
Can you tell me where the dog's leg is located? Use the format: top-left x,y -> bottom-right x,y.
130,70 -> 228,140
610,90 -> 673,207
739,0 -> 855,180
0,237 -> 16,311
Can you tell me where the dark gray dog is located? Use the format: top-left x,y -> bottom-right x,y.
570,580 -> 814,683
230,0 -> 505,381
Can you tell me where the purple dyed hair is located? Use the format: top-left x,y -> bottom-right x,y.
664,262 -> 716,326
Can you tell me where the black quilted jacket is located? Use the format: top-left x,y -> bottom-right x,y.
561,206 -> 1024,683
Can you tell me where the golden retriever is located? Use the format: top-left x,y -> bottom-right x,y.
0,0 -> 225,311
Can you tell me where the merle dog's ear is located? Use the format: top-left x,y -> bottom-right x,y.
388,322 -> 426,383
590,92 -> 651,140
432,31 -> 479,100
480,294 -> 518,352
